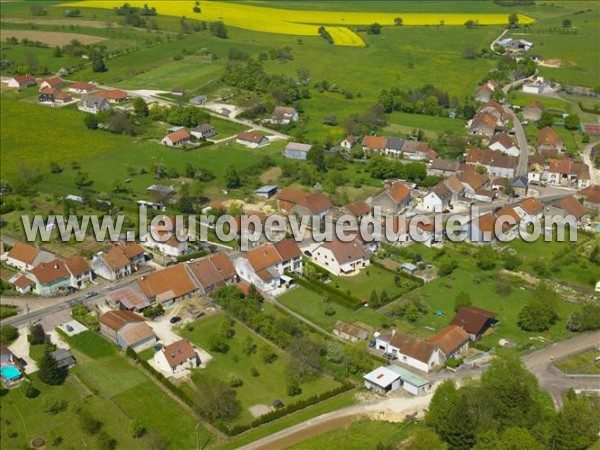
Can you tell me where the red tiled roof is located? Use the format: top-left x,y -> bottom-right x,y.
321,238 -> 368,264
451,306 -> 497,336
362,135 -> 386,151
30,260 -> 70,285
345,200 -> 371,217
64,255 -> 90,276
518,197 -> 544,215
13,275 -> 35,289
278,188 -> 332,215
160,339 -> 196,368
237,131 -> 266,144
7,241 -> 40,265
164,129 -> 191,143
136,264 -> 197,300
99,310 -> 144,331
427,325 -> 470,356
385,182 -> 410,204
553,196 -> 587,219
97,89 -> 128,100
537,126 -> 562,147
578,185 -> 600,205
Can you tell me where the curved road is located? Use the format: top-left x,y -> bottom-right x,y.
582,141 -> 600,185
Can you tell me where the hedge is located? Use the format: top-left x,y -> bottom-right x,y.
288,274 -> 362,310
176,250 -> 208,263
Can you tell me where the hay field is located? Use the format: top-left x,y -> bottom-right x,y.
0,29 -> 106,45
60,1 -> 534,46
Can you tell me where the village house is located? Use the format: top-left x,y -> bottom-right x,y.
546,159 -> 591,189
236,131 -> 268,148
106,286 -> 150,312
443,175 -> 466,201
427,325 -> 470,360
363,365 -> 432,396
479,100 -> 507,124
451,306 -> 498,340
340,135 -> 357,150
537,127 -> 564,153
161,129 -> 193,147
190,124 -> 216,139
99,310 -> 157,352
344,199 -> 372,219
39,77 -> 64,90
333,320 -> 369,343
39,88 -> 59,104
488,134 -> 519,157
12,275 -> 35,294
234,239 -> 302,292
136,263 -> 199,308
465,148 -> 517,179
67,81 -> 96,94
427,159 -> 460,177
402,140 -> 437,161
514,197 -> 544,223
511,175 -> 529,197
284,142 -> 313,160
375,330 -> 444,373
422,182 -> 453,212
468,212 -> 502,243
458,171 -> 491,199
153,339 -> 200,376
577,185 -> 600,211
308,237 -> 370,276
6,242 -> 54,271
7,74 -> 36,89
97,89 -> 129,103
140,216 -> 189,257
468,112 -> 498,138
187,253 -> 238,294
362,135 -> 386,152
527,155 -> 546,185
368,181 -> 411,216
383,136 -> 404,157
27,260 -> 72,296
91,243 -> 145,281
64,255 -> 93,289
547,196 -> 588,224
277,188 -> 332,218
523,102 -> 543,122
523,77 -> 555,95
78,95 -> 111,114
494,204 -> 522,236
271,106 -> 299,124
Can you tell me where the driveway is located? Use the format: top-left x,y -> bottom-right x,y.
9,326 -> 38,373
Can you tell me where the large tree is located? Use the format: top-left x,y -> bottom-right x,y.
518,283 -> 559,332
38,349 -> 66,385
195,376 -> 240,420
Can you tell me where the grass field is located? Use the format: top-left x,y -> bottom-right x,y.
0,330 -> 213,449
287,419 -> 418,450
180,313 -> 341,426
555,349 -> 600,375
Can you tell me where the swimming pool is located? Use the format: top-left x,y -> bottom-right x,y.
1,365 -> 22,381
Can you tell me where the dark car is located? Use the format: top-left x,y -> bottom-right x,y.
384,353 -> 398,361
85,291 -> 98,299
169,316 -> 182,324
368,339 -> 376,348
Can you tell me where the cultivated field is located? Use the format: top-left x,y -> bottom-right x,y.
62,0 -> 533,46
0,29 -> 106,45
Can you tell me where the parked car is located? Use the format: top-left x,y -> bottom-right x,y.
368,339 -> 376,348
85,291 -> 97,299
169,316 -> 181,324
383,353 -> 398,361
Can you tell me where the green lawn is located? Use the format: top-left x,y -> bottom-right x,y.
286,419 -> 418,450
279,286 -> 388,331
62,331 -> 214,448
385,111 -> 466,138
555,349 -> 600,375
180,313 -> 341,427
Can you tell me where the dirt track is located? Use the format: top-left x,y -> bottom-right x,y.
0,29 -> 107,45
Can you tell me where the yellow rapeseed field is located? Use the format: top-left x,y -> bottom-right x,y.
61,1 -> 534,47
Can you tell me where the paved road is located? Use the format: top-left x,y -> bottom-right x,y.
522,331 -> 600,408
0,266 -> 153,328
582,141 -> 600,185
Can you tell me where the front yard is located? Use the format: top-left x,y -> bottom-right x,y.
180,313 -> 342,427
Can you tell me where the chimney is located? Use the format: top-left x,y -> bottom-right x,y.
54,263 -> 59,270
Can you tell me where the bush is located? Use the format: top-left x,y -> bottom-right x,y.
79,410 -> 102,435
446,357 -> 464,369
229,376 -> 244,388
0,326 -> 19,345
287,383 -> 302,396
250,367 -> 260,377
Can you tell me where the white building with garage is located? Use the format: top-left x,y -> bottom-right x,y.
363,365 -> 432,396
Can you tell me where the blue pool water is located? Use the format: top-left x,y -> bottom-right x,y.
596,224 -> 600,232
1,365 -> 22,381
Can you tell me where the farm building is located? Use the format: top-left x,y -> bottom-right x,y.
284,142 -> 312,160
333,320 -> 369,343
6,74 -> 36,89
254,185 -> 278,199
99,310 -> 157,352
363,365 -> 431,396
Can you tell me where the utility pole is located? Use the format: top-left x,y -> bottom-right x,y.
26,303 -> 30,328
